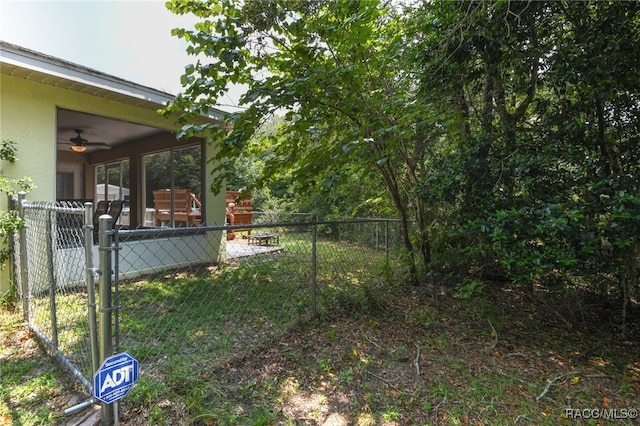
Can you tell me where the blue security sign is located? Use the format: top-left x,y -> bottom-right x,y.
94,352 -> 139,404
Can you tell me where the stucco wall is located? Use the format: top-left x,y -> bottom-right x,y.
0,73 -> 226,295
0,74 -> 56,202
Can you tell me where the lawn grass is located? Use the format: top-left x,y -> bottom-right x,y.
0,307 -> 88,425
114,233 -> 401,423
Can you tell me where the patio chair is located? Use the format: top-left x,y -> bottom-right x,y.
92,200 -> 124,243
92,200 -> 109,243
107,199 -> 125,227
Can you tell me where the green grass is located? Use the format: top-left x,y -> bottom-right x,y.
0,309 -> 84,425
110,234 -> 401,422
118,259 -> 310,361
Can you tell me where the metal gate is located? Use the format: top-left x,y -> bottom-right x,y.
13,194 -> 99,416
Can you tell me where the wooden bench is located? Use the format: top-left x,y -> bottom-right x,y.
153,189 -> 201,227
226,191 -> 252,239
247,233 -> 279,246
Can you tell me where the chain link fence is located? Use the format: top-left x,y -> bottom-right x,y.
14,199 -> 94,391
13,197 -> 411,421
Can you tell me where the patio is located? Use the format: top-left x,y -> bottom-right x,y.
225,238 -> 282,259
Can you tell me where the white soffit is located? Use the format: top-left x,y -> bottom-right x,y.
0,41 -> 174,109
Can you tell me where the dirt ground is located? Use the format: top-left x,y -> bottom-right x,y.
119,280 -> 640,425
3,280 -> 640,425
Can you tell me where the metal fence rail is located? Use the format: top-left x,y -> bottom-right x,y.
13,195 -> 410,423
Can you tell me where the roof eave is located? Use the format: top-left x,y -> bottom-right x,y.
0,40 -> 226,122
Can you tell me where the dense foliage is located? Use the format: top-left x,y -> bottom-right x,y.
165,0 -> 432,279
164,0 -> 640,319
412,1 -> 640,326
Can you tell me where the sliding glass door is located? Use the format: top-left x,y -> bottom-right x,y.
95,160 -> 130,226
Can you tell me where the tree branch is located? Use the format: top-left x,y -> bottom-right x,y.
536,371 -> 582,401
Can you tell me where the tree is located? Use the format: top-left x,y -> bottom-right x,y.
164,0 -> 435,281
165,0 -> 640,318
411,0 -> 640,325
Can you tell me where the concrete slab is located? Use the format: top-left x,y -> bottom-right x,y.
225,240 -> 281,259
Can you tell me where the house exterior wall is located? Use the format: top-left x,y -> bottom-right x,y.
0,73 -> 225,295
1,73 -> 181,201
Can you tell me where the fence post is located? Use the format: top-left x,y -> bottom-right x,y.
311,219 -> 317,317
98,214 -> 114,425
385,220 -> 390,263
7,194 -> 18,304
17,192 -> 29,320
46,209 -> 59,347
113,230 -> 120,354
84,203 -> 100,375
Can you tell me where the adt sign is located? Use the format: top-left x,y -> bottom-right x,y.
94,352 -> 139,404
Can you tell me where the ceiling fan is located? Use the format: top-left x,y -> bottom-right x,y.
62,129 -> 111,152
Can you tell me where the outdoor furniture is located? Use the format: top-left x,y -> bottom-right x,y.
94,200 -> 109,220
247,232 -> 279,246
106,199 -> 125,225
92,199 -> 124,243
153,189 -> 201,227
190,192 -> 202,226
226,191 -> 252,239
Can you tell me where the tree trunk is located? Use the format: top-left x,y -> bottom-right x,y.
378,163 -> 418,284
398,205 -> 418,284
595,96 -> 620,175
414,198 -> 431,268
621,241 -> 640,336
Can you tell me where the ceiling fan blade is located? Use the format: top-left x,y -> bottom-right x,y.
86,143 -> 112,150
58,129 -> 112,150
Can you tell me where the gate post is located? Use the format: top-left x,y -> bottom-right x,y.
98,214 -> 114,425
46,209 -> 58,347
84,203 -> 99,375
